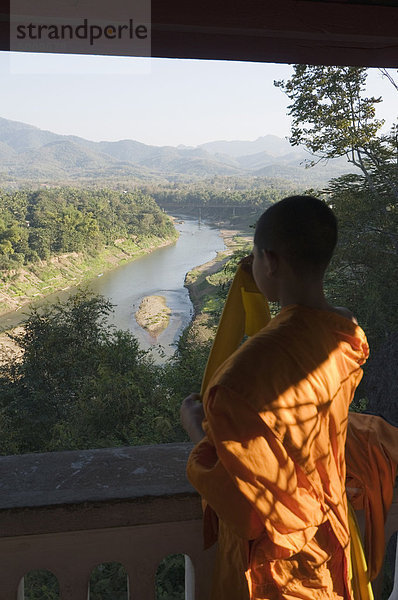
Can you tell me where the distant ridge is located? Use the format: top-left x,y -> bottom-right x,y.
0,117 -> 355,187
199,135 -> 294,158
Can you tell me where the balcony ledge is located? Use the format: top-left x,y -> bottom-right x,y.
0,443 -> 201,537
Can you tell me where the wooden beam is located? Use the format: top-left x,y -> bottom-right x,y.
0,0 -> 397,66
151,0 -> 398,66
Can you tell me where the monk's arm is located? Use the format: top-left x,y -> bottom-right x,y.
181,392 -> 263,538
187,434 -> 265,540
184,386 -> 266,540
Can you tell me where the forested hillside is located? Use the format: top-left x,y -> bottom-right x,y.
0,116 -> 355,187
147,179 -> 295,208
0,187 -> 175,271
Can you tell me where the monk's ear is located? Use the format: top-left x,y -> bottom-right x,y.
263,249 -> 278,275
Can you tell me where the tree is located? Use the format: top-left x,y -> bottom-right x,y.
0,290 -> 178,454
379,68 -> 398,93
274,65 -> 398,201
274,66 -> 398,339
323,174 -> 398,348
275,65 -> 398,424
0,289 -> 193,598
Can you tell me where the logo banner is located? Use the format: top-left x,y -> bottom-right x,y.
10,0 -> 151,57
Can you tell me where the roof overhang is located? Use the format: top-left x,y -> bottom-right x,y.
1,0 -> 397,66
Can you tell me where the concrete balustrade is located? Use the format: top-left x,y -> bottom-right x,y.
0,443 -> 215,600
0,443 -> 396,600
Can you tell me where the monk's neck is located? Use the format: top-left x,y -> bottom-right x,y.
278,278 -> 331,311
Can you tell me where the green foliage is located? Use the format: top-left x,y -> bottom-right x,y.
277,65 -> 398,421
145,179 -> 295,210
156,555 -> 185,600
275,65 -> 398,204
90,563 -> 128,600
322,173 -> 398,350
24,570 -> 59,600
362,332 -> 398,423
0,187 -> 175,270
276,67 -> 398,318
0,290 -> 181,455
275,66 -> 383,162
163,329 -> 212,415
0,289 -> 212,597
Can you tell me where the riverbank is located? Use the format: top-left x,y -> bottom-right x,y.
0,217 -> 250,360
0,232 -> 179,318
184,228 -> 252,343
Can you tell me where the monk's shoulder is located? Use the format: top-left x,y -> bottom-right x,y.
211,309 -> 337,398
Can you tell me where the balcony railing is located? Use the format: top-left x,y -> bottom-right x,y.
0,443 -> 396,600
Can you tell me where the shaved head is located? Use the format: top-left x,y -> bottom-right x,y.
254,196 -> 337,274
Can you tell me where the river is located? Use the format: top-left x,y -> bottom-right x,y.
0,216 -> 226,358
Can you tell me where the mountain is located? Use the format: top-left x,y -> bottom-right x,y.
0,117 -> 60,152
235,150 -> 283,170
199,135 -> 294,158
0,117 -> 356,187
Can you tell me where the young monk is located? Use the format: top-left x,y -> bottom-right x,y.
181,196 -> 369,600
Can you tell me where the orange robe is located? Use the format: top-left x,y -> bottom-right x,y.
346,412 -> 398,581
187,304 -> 369,600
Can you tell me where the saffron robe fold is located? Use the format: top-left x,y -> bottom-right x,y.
187,304 -> 369,599
346,412 -> 398,581
201,261 -> 271,395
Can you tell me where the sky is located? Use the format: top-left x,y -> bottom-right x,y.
0,52 -> 397,147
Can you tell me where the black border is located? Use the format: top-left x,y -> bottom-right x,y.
0,0 -> 10,51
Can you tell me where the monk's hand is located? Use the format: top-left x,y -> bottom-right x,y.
180,393 -> 205,444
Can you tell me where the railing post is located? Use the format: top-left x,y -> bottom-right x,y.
193,547 -> 216,600
17,578 -> 24,600
57,571 -> 90,600
185,554 -> 195,600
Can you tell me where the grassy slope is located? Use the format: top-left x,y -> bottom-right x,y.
0,232 -> 178,316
